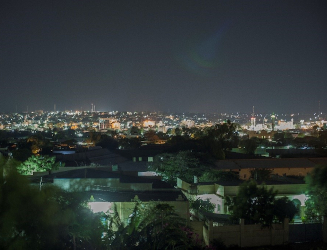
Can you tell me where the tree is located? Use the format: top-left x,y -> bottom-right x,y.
12,148 -> 32,162
209,120 -> 238,150
273,132 -> 285,143
0,163 -> 60,249
27,134 -> 45,154
150,151 -> 203,185
0,161 -> 106,250
86,132 -> 102,146
0,167 -> 62,249
166,135 -> 198,152
312,125 -> 319,137
17,155 -> 62,175
96,135 -> 118,150
200,120 -> 239,159
304,197 -> 321,222
181,127 -> 204,139
319,129 -> 327,146
239,137 -> 258,155
273,197 -> 298,223
106,200 -> 203,249
305,164 -> 327,220
0,155 -> 21,178
190,198 -> 215,214
199,169 -> 239,182
174,127 -> 182,136
130,126 -> 141,135
226,181 -> 298,227
156,131 -> 168,140
27,133 -> 53,155
226,180 -> 277,227
118,137 -> 141,150
53,190 -> 106,250
250,168 -> 272,182
144,130 -> 160,144
199,136 -> 225,159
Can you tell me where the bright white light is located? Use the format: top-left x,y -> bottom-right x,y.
292,194 -> 307,206
88,202 -> 113,213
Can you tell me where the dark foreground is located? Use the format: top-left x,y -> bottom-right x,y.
232,242 -> 327,250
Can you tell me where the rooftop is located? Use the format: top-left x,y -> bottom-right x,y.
214,158 -> 327,170
31,167 -> 173,189
85,190 -> 187,202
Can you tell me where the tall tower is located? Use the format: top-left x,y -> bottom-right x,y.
271,113 -> 276,131
250,106 -> 256,130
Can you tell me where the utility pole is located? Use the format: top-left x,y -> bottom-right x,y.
39,177 -> 43,191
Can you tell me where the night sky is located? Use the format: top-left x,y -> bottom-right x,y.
1,1 -> 327,114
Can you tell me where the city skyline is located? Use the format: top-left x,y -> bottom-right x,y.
1,1 -> 327,114
0,105 -> 325,117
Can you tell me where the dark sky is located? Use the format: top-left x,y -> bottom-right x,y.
1,0 -> 327,114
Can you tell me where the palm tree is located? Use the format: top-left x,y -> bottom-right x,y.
106,201 -> 202,249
